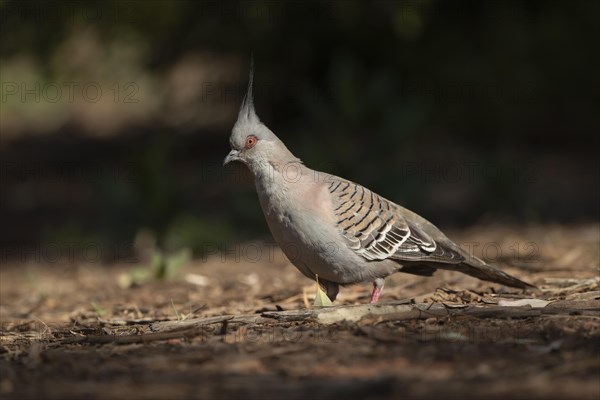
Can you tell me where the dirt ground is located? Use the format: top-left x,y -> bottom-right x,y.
1,223 -> 599,400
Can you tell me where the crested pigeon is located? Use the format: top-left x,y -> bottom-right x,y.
223,65 -> 534,304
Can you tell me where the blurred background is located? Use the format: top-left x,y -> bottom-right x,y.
1,0 -> 598,264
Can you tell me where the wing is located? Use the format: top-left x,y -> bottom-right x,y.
327,178 -> 464,264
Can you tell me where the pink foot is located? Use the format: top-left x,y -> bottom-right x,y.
370,287 -> 382,304
370,278 -> 385,304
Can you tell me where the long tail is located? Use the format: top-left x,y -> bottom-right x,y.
451,256 -> 536,289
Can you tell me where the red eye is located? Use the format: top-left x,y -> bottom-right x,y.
245,135 -> 257,149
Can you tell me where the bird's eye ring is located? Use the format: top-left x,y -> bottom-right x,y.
245,135 -> 257,149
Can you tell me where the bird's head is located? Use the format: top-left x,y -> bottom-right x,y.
223,60 -> 298,173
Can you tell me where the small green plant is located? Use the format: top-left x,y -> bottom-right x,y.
118,247 -> 191,288
152,248 -> 191,280
91,301 -> 108,318
170,299 -> 192,321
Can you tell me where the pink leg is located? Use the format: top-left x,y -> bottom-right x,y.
370,278 -> 385,304
370,287 -> 382,304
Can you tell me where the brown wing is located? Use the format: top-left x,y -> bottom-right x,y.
327,178 -> 464,265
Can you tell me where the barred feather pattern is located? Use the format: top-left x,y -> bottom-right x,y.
327,178 -> 464,264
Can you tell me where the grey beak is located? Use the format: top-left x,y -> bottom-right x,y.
223,149 -> 240,166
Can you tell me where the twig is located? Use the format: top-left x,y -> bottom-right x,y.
60,326 -> 206,345
57,299 -> 600,345
60,315 -> 238,345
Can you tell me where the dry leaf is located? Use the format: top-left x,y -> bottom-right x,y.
314,275 -> 333,307
497,299 -> 551,308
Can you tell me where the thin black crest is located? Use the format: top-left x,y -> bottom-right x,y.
237,56 -> 259,123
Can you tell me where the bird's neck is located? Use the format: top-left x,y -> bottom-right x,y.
250,141 -> 303,180
252,156 -> 304,186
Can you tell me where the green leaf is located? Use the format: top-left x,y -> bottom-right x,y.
151,250 -> 165,279
91,301 -> 107,317
164,247 -> 191,279
313,274 -> 333,307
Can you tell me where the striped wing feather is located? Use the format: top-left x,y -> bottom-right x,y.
328,178 -> 464,264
